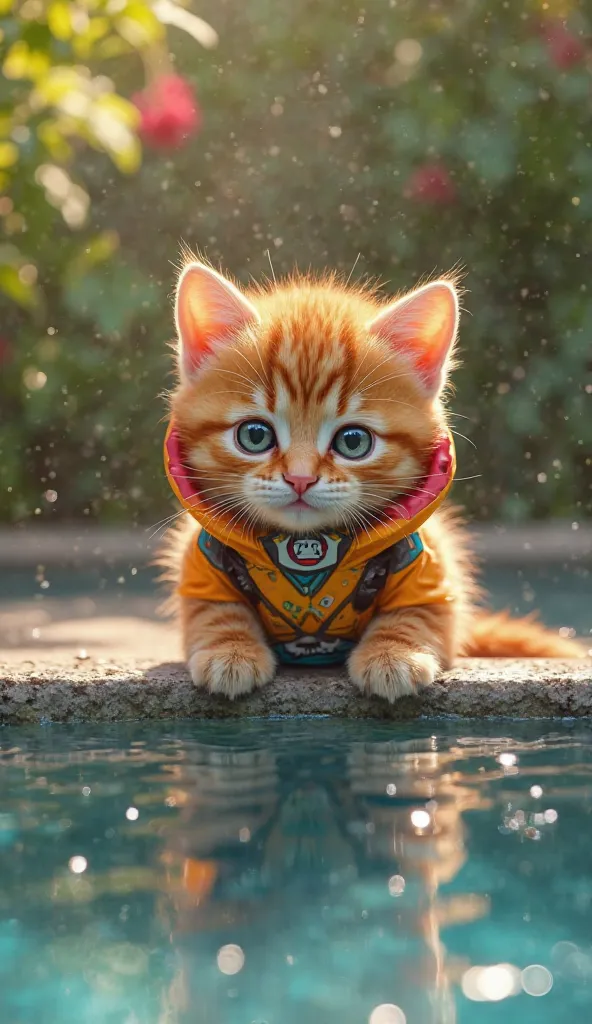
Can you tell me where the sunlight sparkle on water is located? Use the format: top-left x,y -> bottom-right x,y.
521,965 -> 553,996
410,809 -> 431,830
68,856 -> 87,874
461,963 -> 521,1002
369,1004 -> 406,1024
388,874 -> 406,896
217,944 -> 245,975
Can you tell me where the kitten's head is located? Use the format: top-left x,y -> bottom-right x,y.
170,261 -> 459,535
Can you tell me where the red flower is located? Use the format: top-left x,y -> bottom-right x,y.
543,20 -> 585,71
406,163 -> 456,205
133,74 -> 201,149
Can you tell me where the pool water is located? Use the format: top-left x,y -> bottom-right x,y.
2,720 -> 592,1023
2,561 -> 590,638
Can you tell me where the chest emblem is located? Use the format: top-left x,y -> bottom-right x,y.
260,530 -> 351,597
281,535 -> 334,570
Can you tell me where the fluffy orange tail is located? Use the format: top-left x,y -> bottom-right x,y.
465,610 -> 587,658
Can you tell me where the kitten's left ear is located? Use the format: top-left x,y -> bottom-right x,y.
175,261 -> 260,377
367,280 -> 459,396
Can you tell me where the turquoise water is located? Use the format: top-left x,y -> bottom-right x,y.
1,719 -> 592,1023
483,565 -> 590,638
2,562 -> 591,637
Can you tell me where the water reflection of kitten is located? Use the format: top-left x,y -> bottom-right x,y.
348,738 -> 490,1023
157,731 -> 488,1024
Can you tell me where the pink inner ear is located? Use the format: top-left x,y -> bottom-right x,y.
368,281 -> 459,394
175,262 -> 259,374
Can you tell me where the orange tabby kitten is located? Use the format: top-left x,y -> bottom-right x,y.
162,259 -> 582,702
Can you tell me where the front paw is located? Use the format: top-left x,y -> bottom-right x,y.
348,643 -> 439,703
188,642 -> 276,699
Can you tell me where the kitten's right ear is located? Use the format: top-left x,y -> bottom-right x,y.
367,280 -> 459,397
175,262 -> 260,377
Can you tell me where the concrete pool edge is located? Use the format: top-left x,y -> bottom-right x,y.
1,659 -> 591,724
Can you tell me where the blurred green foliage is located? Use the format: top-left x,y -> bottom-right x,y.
1,0 -> 591,524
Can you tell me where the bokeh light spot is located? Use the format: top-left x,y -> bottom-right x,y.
68,855 -> 88,874
217,944 -> 245,975
521,964 -> 553,997
369,1003 -> 406,1024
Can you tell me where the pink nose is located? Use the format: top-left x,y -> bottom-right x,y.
283,472 -> 318,496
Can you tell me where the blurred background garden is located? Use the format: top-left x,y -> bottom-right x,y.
1,0 -> 591,527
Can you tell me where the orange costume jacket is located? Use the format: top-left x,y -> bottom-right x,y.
165,425 -> 456,667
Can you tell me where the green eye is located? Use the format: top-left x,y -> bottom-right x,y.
236,420 -> 276,454
332,425 -> 374,460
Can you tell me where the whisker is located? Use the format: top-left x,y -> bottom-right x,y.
147,506 -> 192,540
354,491 -> 411,519
342,505 -> 371,540
358,506 -> 391,534
202,496 -> 250,517
358,484 -> 439,499
147,512 -> 184,533
234,346 -> 269,391
242,324 -> 272,392
351,512 -> 372,541
147,496 -> 203,531
449,428 -> 476,450
222,502 -> 254,538
266,247 -> 276,283
360,396 -> 422,413
214,367 -> 259,389
354,352 -> 406,390
358,370 -> 419,395
172,469 -> 244,483
164,478 -> 235,488
356,507 -> 385,531
357,472 -> 434,484
445,411 -> 475,421
240,505 -> 262,539
349,342 -> 374,389
252,338 -> 271,392
208,390 -> 251,397
345,251 -> 361,287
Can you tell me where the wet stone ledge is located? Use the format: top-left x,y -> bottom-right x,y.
1,660 -> 591,724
